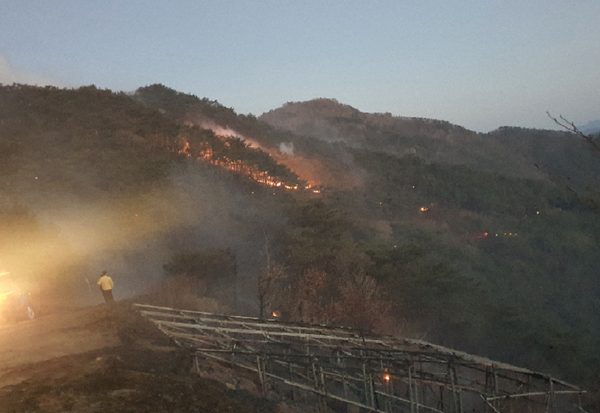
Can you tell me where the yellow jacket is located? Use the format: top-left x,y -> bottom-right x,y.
97,275 -> 114,291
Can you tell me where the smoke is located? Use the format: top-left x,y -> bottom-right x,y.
196,120 -> 242,139
185,118 -> 366,188
5,160 -> 285,312
0,53 -> 65,87
7,191 -> 184,305
186,119 -> 266,151
185,118 -> 363,188
279,142 -> 294,156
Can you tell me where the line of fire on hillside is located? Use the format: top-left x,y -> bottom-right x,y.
176,137 -> 324,195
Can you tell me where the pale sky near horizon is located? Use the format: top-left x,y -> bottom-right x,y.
0,0 -> 598,132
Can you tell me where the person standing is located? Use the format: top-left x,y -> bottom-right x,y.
97,271 -> 114,305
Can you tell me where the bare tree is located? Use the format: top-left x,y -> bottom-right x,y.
547,112 -> 600,153
257,232 -> 286,319
329,273 -> 394,333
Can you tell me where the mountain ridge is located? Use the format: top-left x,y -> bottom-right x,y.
259,97 -> 600,191
3,84 -> 599,402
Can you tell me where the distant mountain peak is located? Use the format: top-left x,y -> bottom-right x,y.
580,119 -> 600,135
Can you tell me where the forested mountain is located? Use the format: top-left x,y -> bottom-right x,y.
261,99 -> 600,192
1,84 -> 599,406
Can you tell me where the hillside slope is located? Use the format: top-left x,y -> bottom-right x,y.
0,303 -> 276,413
1,84 -> 599,406
260,99 -> 600,191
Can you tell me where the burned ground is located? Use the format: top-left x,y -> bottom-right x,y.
0,302 -> 277,413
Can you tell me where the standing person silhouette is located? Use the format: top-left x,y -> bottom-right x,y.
97,271 -> 114,305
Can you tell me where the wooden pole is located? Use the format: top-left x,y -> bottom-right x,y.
493,369 -> 499,412
369,373 -> 376,411
549,378 -> 556,413
449,365 -> 459,413
343,373 -> 348,399
256,356 -> 266,396
313,362 -> 325,413
363,361 -> 371,408
409,363 -> 415,413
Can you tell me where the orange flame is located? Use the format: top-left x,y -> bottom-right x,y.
177,137 -> 323,194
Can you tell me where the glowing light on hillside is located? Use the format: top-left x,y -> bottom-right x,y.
420,207 -> 429,212
467,232 -> 489,240
176,137 -> 324,193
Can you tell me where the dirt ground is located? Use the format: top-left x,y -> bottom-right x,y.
0,301 -> 278,413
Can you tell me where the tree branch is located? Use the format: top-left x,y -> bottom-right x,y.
547,112 -> 600,153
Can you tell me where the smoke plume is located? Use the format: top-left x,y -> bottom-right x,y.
279,142 -> 294,156
0,53 -> 65,87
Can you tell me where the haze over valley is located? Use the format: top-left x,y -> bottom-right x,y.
1,2 -> 599,410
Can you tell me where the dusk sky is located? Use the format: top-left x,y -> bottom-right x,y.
1,0 -> 598,132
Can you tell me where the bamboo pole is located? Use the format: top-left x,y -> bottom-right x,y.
486,390 -> 586,401
363,361 -> 371,408
449,364 -> 459,413
256,356 -> 266,396
138,304 -> 586,413
480,395 -> 502,413
409,363 -> 415,413
550,379 -> 556,413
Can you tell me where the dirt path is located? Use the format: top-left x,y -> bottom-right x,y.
0,305 -> 120,387
0,302 -> 278,413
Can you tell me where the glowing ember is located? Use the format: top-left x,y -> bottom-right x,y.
178,140 -> 191,155
420,207 -> 429,212
383,374 -> 390,381
176,137 -> 323,194
467,232 -> 489,240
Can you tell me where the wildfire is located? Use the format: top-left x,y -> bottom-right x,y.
178,140 -> 191,155
303,184 -> 321,194
383,373 -> 391,382
419,207 -> 429,212
177,137 -> 322,194
467,232 -> 489,240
